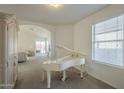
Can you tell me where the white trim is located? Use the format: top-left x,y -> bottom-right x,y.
96,28 -> 122,35
122,14 -> 124,67
92,60 -> 124,69
95,39 -> 123,43
92,25 -> 95,60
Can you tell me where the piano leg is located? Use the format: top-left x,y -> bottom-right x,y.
47,71 -> 51,88
80,65 -> 84,79
62,70 -> 66,81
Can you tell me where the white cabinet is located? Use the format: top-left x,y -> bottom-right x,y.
0,12 -> 19,89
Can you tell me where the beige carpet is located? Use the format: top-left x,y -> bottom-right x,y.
14,55 -> 114,89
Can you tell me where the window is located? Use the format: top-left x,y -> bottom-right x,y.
92,15 -> 124,67
36,40 -> 49,54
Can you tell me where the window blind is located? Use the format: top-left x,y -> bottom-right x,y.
92,15 -> 124,67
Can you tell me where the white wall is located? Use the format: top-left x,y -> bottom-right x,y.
55,24 -> 74,49
55,24 -> 74,58
74,5 -> 124,88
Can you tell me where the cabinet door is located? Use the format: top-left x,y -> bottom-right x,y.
0,22 -> 9,88
7,22 -> 15,88
0,22 -> 3,85
13,22 -> 18,82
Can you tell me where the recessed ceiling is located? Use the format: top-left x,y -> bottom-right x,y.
0,4 -> 108,25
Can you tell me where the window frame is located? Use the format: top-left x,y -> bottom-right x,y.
92,15 -> 124,69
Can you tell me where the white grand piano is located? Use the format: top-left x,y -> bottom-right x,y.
41,45 -> 86,88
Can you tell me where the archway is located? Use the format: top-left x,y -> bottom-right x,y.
18,25 -> 51,59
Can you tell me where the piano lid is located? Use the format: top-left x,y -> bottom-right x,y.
56,44 -> 86,57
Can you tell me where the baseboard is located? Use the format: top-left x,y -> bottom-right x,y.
88,72 -> 116,89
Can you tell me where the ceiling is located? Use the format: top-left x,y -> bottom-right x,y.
0,4 -> 108,25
